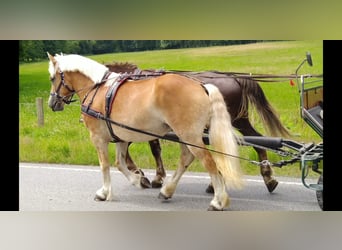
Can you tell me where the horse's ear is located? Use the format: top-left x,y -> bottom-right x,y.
47,52 -> 56,64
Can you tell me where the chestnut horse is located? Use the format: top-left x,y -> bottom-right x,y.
105,62 -> 290,193
47,53 -> 243,210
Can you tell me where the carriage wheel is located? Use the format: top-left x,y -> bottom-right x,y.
316,174 -> 323,210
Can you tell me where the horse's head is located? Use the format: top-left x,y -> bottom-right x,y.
47,52 -> 76,111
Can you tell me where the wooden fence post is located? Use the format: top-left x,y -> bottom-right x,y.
36,97 -> 44,126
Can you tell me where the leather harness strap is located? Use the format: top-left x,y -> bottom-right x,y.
81,72 -> 130,142
81,70 -> 209,143
81,71 -> 165,143
104,74 -> 131,142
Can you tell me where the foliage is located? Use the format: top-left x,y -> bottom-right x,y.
19,40 -> 266,62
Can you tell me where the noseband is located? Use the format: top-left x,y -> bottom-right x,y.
50,70 -> 76,104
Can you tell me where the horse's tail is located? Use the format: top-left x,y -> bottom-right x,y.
237,78 -> 290,137
204,84 -> 244,190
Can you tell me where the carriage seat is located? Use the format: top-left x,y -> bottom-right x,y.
302,86 -> 323,137
303,105 -> 322,124
302,103 -> 323,137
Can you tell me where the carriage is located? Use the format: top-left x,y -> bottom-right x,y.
287,53 -> 323,209
233,52 -> 323,209
47,51 -> 323,210
249,52 -> 323,209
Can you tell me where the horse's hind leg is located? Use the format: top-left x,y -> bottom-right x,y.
252,144 -> 278,193
149,140 -> 166,188
205,118 -> 278,193
192,147 -> 230,210
159,143 -> 229,211
235,118 -> 278,193
159,144 -> 194,199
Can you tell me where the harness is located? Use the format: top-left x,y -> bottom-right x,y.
81,70 -> 164,142
77,70 -> 305,168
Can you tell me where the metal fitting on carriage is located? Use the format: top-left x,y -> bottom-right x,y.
260,160 -> 272,168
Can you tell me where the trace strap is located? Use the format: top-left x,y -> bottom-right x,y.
83,111 -> 245,161
110,117 -> 241,159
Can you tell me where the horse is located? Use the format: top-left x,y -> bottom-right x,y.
47,52 -> 244,211
105,61 -> 290,193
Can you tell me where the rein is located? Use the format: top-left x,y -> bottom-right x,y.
88,114 -> 301,167
92,112 -> 247,161
76,69 -> 302,167
162,70 -> 323,82
75,69 -> 243,160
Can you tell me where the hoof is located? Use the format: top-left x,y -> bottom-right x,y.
94,195 -> 106,201
265,178 -> 278,193
151,180 -> 163,188
158,192 -> 170,200
141,176 -> 152,189
207,205 -> 223,211
205,184 -> 214,194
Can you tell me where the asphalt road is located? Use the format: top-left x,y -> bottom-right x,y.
19,162 -> 321,211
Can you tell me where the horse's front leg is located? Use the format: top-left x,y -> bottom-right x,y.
149,140 -> 166,188
115,143 -> 151,188
93,140 -> 113,201
116,142 -> 151,188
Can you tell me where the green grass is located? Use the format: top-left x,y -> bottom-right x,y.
19,40 -> 323,179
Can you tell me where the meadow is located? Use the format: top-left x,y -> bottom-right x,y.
19,40 -> 323,178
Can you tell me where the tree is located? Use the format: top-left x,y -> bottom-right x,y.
19,41 -> 45,62
79,40 -> 95,55
92,40 -> 116,54
19,40 -> 264,62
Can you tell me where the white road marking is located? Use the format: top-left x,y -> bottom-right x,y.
19,163 -> 304,186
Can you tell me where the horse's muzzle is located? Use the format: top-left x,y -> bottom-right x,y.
48,94 -> 65,111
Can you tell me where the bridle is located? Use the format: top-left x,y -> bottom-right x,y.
50,70 -> 76,104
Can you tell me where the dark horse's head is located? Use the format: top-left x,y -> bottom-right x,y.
47,52 -> 75,111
